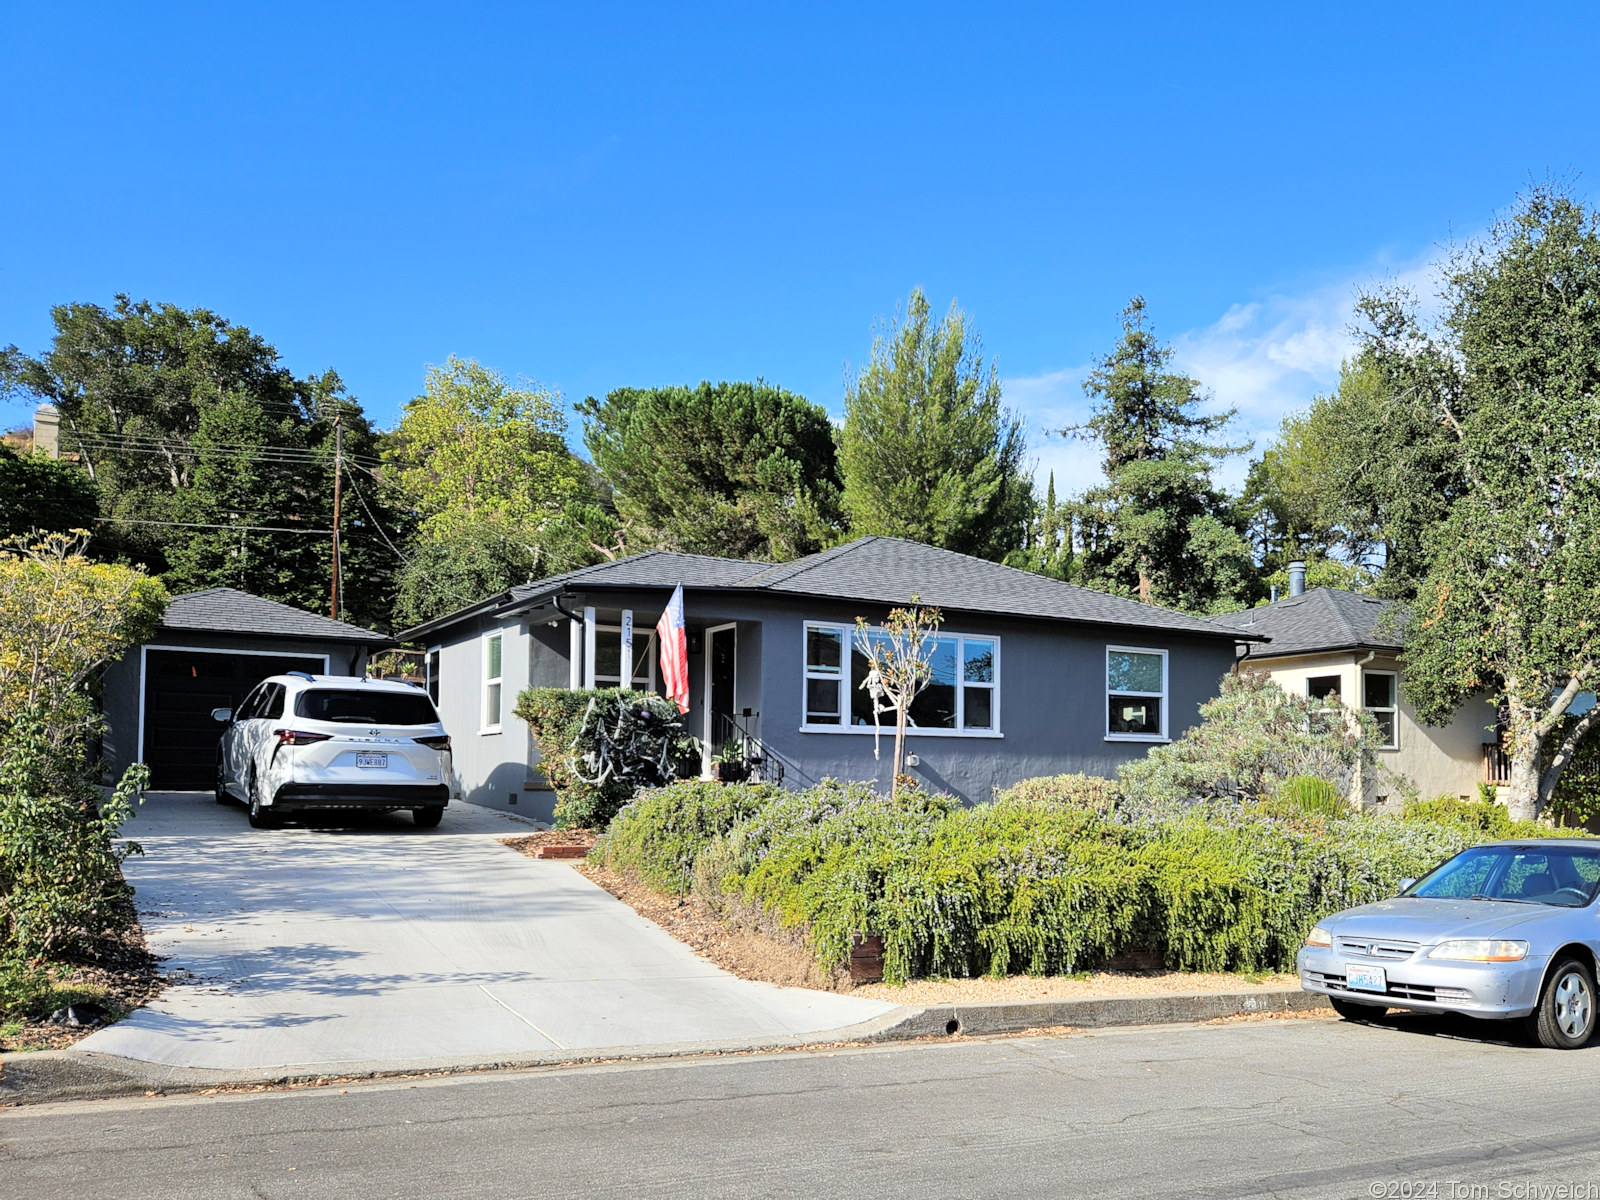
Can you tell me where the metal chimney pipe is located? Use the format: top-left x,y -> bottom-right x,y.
1288,560 -> 1307,597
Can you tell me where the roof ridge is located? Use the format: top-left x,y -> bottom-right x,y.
735,537 -> 881,588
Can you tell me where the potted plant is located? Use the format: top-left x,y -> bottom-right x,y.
711,741 -> 751,783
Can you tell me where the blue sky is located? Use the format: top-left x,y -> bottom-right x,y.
4,3 -> 1598,495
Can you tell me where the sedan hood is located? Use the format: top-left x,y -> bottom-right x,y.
1328,897 -> 1555,943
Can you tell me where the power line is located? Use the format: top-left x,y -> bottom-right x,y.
94,517 -> 335,535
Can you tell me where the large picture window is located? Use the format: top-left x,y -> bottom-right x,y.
802,622 -> 999,735
1106,647 -> 1167,740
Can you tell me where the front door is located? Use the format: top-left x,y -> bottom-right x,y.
706,625 -> 737,757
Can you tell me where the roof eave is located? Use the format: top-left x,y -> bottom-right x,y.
1242,640 -> 1403,661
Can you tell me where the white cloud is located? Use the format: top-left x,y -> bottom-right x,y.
1006,254 -> 1440,498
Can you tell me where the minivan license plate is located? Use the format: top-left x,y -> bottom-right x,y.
1345,964 -> 1386,993
355,753 -> 388,769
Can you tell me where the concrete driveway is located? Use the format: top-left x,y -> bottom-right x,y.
78,793 -> 893,1073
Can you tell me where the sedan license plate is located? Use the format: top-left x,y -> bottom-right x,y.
355,752 -> 389,770
1345,963 -> 1387,993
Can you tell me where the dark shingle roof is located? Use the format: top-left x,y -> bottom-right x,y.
162,587 -> 389,644
1206,587 -> 1404,658
399,536 -> 1249,642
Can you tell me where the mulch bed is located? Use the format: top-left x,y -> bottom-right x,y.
0,896 -> 166,1053
574,862 -> 853,992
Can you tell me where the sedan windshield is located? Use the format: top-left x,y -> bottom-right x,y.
294,689 -> 440,726
1405,845 -> 1600,908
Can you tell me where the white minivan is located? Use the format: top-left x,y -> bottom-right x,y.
213,673 -> 452,828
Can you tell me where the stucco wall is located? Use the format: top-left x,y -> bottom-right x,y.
426,588 -> 1240,812
101,631 -> 368,781
1247,650 -> 1494,802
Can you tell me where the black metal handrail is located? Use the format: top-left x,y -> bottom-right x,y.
713,711 -> 796,787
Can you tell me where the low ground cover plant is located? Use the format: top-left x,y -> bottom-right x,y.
599,780 -> 1495,984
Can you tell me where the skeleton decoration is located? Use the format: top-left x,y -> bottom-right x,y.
852,599 -> 943,797
567,694 -> 697,789
862,664 -> 894,760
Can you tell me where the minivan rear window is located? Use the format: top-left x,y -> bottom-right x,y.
294,689 -> 440,726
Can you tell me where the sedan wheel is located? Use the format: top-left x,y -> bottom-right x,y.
1531,958 -> 1596,1049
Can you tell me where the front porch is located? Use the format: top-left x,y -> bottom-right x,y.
556,601 -> 786,784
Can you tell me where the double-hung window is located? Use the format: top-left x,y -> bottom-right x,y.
802,621 -> 999,734
1363,670 -> 1398,750
1106,647 -> 1167,740
482,632 -> 503,732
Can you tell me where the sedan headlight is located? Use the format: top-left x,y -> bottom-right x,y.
1427,939 -> 1529,962
1304,926 -> 1332,947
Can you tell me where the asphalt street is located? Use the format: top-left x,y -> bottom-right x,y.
6,1011 -> 1598,1200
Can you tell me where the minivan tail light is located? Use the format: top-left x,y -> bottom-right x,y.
274,729 -> 333,747
414,734 -> 452,751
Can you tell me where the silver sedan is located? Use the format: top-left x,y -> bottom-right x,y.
1298,839 -> 1600,1048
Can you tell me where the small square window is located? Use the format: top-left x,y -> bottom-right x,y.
1308,675 -> 1341,701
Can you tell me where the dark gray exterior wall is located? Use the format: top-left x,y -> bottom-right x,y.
475,588 -> 1239,808
100,631 -> 368,782
740,595 -> 1234,803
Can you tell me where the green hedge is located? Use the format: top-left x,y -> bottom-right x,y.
515,687 -> 700,829
598,777 -> 1564,984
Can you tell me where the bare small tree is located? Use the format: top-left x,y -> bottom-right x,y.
854,598 -> 943,797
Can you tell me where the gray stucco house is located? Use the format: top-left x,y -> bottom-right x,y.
102,587 -> 391,790
397,536 -> 1254,821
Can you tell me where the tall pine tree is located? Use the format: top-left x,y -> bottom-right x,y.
1068,297 -> 1253,613
839,288 -> 1033,560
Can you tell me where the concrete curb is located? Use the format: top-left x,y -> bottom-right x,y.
0,988 -> 1326,1107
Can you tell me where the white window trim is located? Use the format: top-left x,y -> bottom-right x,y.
1105,645 -> 1169,743
798,620 -> 1002,738
481,631 -> 504,735
425,644 -> 442,706
1363,668 -> 1400,751
594,624 -> 659,691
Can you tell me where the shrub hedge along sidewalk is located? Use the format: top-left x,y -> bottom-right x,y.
597,781 -> 1577,986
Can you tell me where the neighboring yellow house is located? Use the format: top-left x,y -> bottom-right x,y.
1209,574 -> 1501,807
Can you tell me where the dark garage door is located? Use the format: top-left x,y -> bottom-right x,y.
143,649 -> 326,789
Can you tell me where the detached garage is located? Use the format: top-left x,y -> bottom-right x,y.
101,587 -> 392,790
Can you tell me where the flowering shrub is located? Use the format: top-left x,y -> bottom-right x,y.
599,775 -> 1574,984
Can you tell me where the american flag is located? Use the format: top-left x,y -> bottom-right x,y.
656,584 -> 689,713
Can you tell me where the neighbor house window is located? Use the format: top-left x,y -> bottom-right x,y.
426,647 -> 441,706
1307,675 -> 1341,703
801,622 -> 1000,734
1363,670 -> 1398,750
1307,674 -> 1342,734
594,627 -> 659,692
1107,647 -> 1167,740
482,632 -> 503,732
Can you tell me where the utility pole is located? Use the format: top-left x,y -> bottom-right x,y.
330,411 -> 343,621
